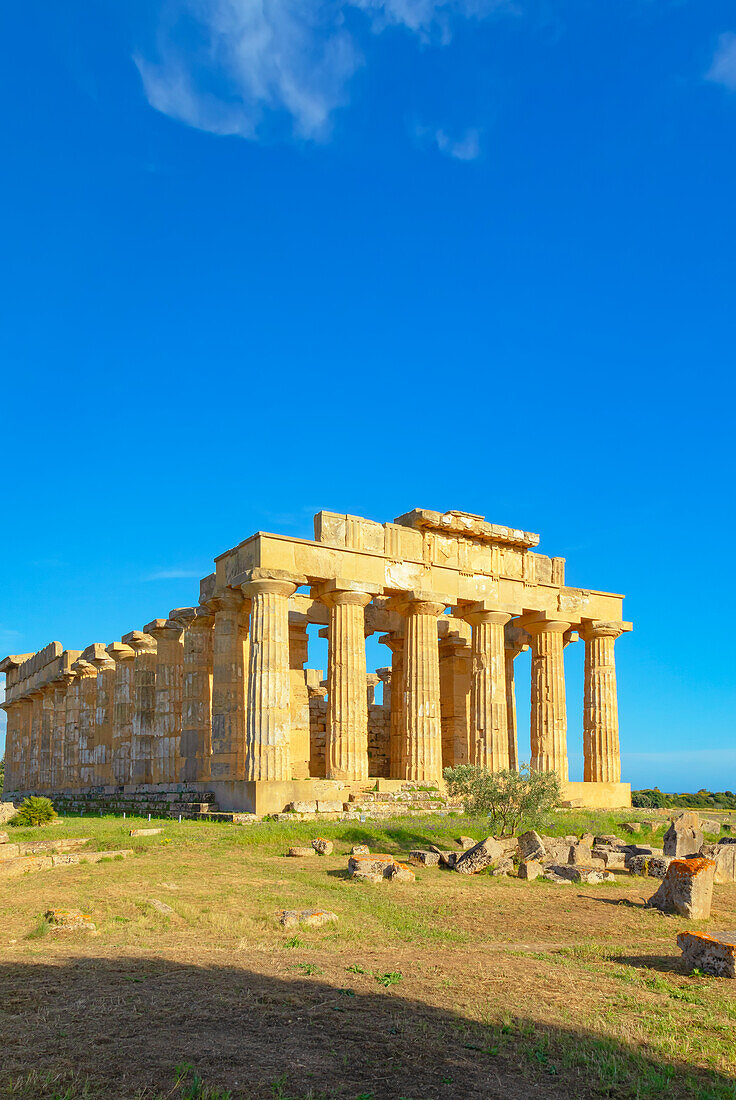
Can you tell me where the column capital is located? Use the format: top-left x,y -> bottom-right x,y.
396,590 -> 451,618
463,603 -> 512,628
312,578 -> 381,608
378,632 -> 404,654
144,617 -> 184,642
169,606 -> 197,629
579,620 -> 633,641
237,567 -> 306,600
187,606 -> 215,632
105,641 -> 135,663
519,615 -> 571,636
71,658 -> 97,678
121,631 -> 156,654
81,642 -> 112,664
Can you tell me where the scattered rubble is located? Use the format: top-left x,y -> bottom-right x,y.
518,860 -> 542,881
677,931 -> 736,977
350,844 -> 370,856
456,836 -> 475,850
286,847 -> 314,858
130,828 -> 163,837
45,909 -> 96,933
408,850 -> 440,867
279,909 -> 338,928
311,838 -> 334,856
455,837 -> 503,875
628,855 -> 671,878
664,812 -> 704,858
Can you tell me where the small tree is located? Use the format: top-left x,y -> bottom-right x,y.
444,763 -> 560,836
10,796 -> 57,828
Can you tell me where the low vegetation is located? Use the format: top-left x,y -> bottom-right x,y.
1,808 -> 735,1098
443,761 -> 561,834
633,788 -> 736,810
8,795 -> 57,827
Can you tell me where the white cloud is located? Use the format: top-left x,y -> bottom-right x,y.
412,121 -> 481,159
137,0 -> 505,142
706,32 -> 736,91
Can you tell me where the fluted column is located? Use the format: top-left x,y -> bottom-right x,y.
106,642 -> 135,784
50,678 -> 68,790
466,606 -> 511,772
74,660 -> 98,789
122,632 -> 157,786
208,589 -> 249,781
145,618 -> 184,785
504,634 -> 529,772
319,585 -> 373,781
527,619 -> 570,781
89,651 -> 116,787
39,684 -> 56,790
173,607 -> 214,783
241,571 -> 302,781
581,621 -> 625,783
64,670 -> 82,790
1,701 -> 21,792
380,634 -> 405,778
401,596 -> 446,782
27,689 -> 44,792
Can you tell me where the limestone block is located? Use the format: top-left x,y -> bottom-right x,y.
438,851 -> 458,869
518,830 -> 546,862
664,813 -> 704,858
386,861 -> 415,883
456,836 -> 475,850
0,832 -> 8,844
351,844 -> 370,856
286,847 -> 314,858
713,844 -> 736,885
677,931 -> 736,977
592,848 -> 627,870
348,853 -> 395,877
594,834 -> 624,848
289,801 -> 318,814
352,871 -> 383,885
316,800 -> 344,813
568,843 -> 592,865
628,855 -> 671,878
618,822 -> 642,834
51,849 -> 133,865
408,850 -> 440,867
130,828 -> 163,837
311,837 -> 334,856
545,865 -> 614,884
455,836 -> 503,875
519,860 -> 542,881
647,858 -> 715,919
279,909 -> 338,928
45,909 -> 96,933
0,843 -> 21,861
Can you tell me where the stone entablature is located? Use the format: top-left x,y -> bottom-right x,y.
1,508 -> 632,809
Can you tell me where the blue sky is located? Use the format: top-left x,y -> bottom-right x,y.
1,0 -> 735,791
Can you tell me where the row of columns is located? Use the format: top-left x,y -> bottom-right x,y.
2,570 -> 626,792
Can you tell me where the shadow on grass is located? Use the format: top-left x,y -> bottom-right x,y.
578,895 -> 649,909
610,954 -> 684,975
0,955 -> 734,1100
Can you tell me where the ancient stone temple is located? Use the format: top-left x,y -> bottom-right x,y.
1,509 -> 632,813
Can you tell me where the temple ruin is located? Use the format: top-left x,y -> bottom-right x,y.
1,508 -> 632,813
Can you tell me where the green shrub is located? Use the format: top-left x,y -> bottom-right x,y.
10,796 -> 58,827
443,763 -> 561,835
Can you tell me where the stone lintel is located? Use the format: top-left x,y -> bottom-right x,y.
80,642 -> 110,664
169,606 -> 197,627
121,631 -> 156,653
106,642 -> 135,662
144,618 -> 183,639
199,573 -> 216,607
393,508 -> 539,549
0,653 -> 35,673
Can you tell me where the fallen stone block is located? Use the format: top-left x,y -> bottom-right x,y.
664,812 -> 704,858
438,851 -> 458,869
53,849 -> 133,866
568,843 -> 592,865
286,847 -> 314,858
311,838 -> 334,856
45,909 -> 96,933
519,859 -> 542,881
288,801 -> 318,814
350,844 -> 370,856
677,931 -> 736,977
352,871 -> 383,885
712,844 -> 736,884
490,855 -> 515,876
628,855 -> 671,878
130,828 -> 163,837
456,836 -> 475,850
0,831 -> 8,844
407,850 -> 440,867
386,862 -> 416,883
0,844 -> 20,862
146,898 -> 182,920
701,819 -> 722,835
518,830 -> 546,862
592,848 -> 627,870
0,804 -> 18,826
348,854 -> 395,877
594,834 -> 624,848
279,909 -> 338,929
647,858 -> 715,919
0,855 -> 53,878
542,869 -> 575,885
455,837 -> 503,875
546,864 -> 614,885
618,822 -> 642,834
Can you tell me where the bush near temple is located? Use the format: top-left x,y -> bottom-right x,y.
10,796 -> 58,827
443,763 -> 560,836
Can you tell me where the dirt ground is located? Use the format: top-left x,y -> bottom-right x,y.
1,813 -> 735,1099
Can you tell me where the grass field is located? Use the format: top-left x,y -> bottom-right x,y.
1,810 -> 736,1100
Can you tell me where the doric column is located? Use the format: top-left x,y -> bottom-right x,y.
288,615 -> 311,780
401,595 -> 447,782
27,689 -> 44,792
122,632 -> 157,786
64,670 -> 82,790
379,634 -> 405,779
88,648 -> 116,787
106,642 -> 135,784
39,684 -> 56,790
208,589 -> 249,781
50,677 -> 68,790
504,629 -> 529,772
240,569 -> 304,782
171,607 -> 214,783
465,605 -> 511,772
0,701 -> 21,792
438,634 -> 472,769
74,659 -> 98,789
145,618 -> 184,785
527,618 -> 570,781
580,621 -> 627,783
317,582 -> 375,782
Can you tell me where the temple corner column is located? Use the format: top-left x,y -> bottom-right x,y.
580,620 -> 631,784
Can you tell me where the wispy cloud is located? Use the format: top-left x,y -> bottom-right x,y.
706,32 -> 736,91
414,123 -> 481,160
136,0 -> 507,143
144,569 -> 204,581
